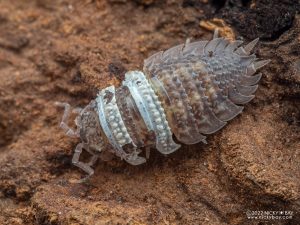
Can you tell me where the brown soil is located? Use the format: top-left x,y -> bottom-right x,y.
0,0 -> 299,224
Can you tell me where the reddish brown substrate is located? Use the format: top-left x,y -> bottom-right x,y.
0,0 -> 299,224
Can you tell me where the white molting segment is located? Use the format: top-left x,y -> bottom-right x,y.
123,71 -> 181,154
122,77 -> 153,131
96,87 -> 127,159
96,86 -> 146,165
102,86 -> 133,147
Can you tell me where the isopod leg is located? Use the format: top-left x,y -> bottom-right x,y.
55,102 -> 79,138
72,107 -> 83,114
213,29 -> 219,39
72,143 -> 99,182
145,147 -> 151,159
85,147 -> 100,167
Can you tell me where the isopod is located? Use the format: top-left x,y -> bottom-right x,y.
56,30 -> 270,179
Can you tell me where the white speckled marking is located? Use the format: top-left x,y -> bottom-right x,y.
123,71 -> 180,154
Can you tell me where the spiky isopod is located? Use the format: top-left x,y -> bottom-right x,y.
56,31 -> 270,180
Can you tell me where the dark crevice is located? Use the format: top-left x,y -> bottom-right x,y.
194,196 -> 229,224
182,0 -> 299,40
217,0 -> 299,40
45,150 -> 73,176
210,0 -> 227,11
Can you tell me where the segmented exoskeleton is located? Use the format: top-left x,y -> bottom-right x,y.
56,31 -> 270,180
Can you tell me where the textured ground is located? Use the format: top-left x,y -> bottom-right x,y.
0,0 -> 299,224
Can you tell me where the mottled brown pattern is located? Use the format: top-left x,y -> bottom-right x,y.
144,37 -> 267,143
79,101 -> 105,152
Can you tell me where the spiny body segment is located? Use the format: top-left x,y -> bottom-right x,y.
56,31 -> 270,179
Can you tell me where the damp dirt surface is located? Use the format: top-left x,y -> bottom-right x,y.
0,0 -> 299,224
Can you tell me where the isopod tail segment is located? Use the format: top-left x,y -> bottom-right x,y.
143,29 -> 270,145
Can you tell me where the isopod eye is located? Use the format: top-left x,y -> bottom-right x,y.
136,81 -> 141,85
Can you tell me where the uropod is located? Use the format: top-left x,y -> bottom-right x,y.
56,30 -> 270,180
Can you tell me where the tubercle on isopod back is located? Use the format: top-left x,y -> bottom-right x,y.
96,71 -> 181,159
56,30 -> 270,179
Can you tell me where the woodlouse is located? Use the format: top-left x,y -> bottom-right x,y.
56,31 -> 270,180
